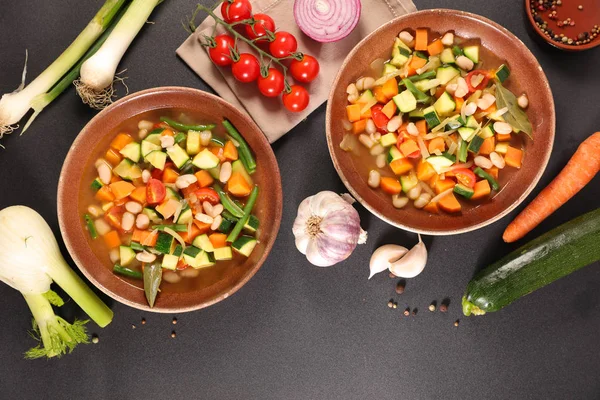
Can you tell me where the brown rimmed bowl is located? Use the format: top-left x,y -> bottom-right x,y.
58,87 -> 282,312
326,9 -> 555,235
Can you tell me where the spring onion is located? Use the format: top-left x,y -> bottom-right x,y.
222,119 -> 256,174
227,186 -> 259,243
0,0 -> 126,138
113,264 -> 143,279
214,183 -> 244,218
159,117 -> 216,132
0,206 -> 113,359
75,0 -> 163,109
293,0 -> 361,43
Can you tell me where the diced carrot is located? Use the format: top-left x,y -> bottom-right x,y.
130,186 -> 147,204
209,233 -> 228,249
346,104 -> 361,122
382,78 -> 399,99
131,229 -> 144,242
423,201 -> 439,214
471,179 -> 491,200
409,55 -> 427,70
109,181 -> 136,200
162,168 -> 180,184
161,129 -> 174,137
223,141 -> 239,161
415,28 -> 428,51
105,148 -> 122,166
210,147 -> 226,162
428,137 -> 445,154
417,160 -> 437,181
505,146 -> 523,168
389,158 -> 413,176
180,223 -> 201,244
359,105 -> 372,119
415,120 -> 428,135
400,139 -> 420,157
397,122 -> 410,135
352,119 -> 367,134
435,178 -> 456,194
454,96 -> 464,110
435,86 -> 446,99
227,171 -> 252,197
114,196 -> 129,206
496,132 -> 512,142
103,230 -> 121,249
479,137 -> 496,155
373,86 -> 388,104
428,174 -> 439,189
194,170 -> 214,188
156,199 -> 180,219
483,103 -> 497,114
110,133 -> 133,151
439,192 -> 462,213
380,177 -> 403,194
194,220 -> 212,234
132,229 -> 158,247
427,39 -> 444,56
95,185 -> 115,202
405,65 -> 418,77
381,100 -> 397,119
485,166 -> 499,180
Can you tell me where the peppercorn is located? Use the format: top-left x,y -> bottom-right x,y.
92,334 -> 99,344
132,324 -> 136,329
388,272 -> 396,279
141,317 -> 146,325
429,302 -> 436,312
454,320 -> 460,327
412,308 -> 418,316
439,303 -> 448,313
578,5 -> 583,10
392,302 -> 398,309
171,331 -> 176,338
172,317 -> 178,325
395,280 -> 406,295
403,308 -> 410,316
387,300 -> 394,309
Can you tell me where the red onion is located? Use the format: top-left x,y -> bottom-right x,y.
293,0 -> 361,43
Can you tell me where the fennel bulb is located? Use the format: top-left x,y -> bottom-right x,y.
0,206 -> 113,359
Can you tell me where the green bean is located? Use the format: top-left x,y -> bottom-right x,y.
160,117 -> 216,132
113,264 -> 143,279
84,214 -> 98,239
214,183 -> 244,218
474,167 -> 500,191
227,186 -> 259,243
222,119 -> 256,174
210,137 -> 226,147
153,224 -> 188,232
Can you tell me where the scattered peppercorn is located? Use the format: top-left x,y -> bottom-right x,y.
92,334 -> 99,344
578,5 -> 583,10
392,302 -> 398,309
454,320 -> 460,327
389,272 -> 396,279
172,317 -> 178,325
141,318 -> 146,325
439,303 -> 448,313
171,331 -> 176,338
387,300 -> 394,309
132,324 -> 136,329
395,280 -> 406,295
412,308 -> 418,316
403,308 -> 410,316
529,0 -> 598,47
429,302 -> 436,312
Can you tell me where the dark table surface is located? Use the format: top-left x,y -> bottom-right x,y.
1,0 -> 599,399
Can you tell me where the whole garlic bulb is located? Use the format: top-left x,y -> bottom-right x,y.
292,191 -> 367,267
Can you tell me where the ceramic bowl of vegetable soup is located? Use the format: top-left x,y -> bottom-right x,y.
326,9 -> 555,235
58,87 -> 282,312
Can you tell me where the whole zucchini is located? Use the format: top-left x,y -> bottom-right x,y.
462,208 -> 600,316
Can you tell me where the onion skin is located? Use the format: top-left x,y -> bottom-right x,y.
293,0 -> 362,43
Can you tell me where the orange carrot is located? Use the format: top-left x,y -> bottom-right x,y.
105,148 -> 122,166
381,100 -> 397,119
479,137 -> 495,155
399,139 -> 420,157
390,158 -> 413,176
503,132 -> 600,243
209,233 -> 228,249
346,104 -> 361,122
194,170 -> 214,188
415,119 -> 428,135
416,160 -> 436,181
439,192 -> 461,213
428,137 -> 445,154
110,133 -> 133,151
95,186 -> 115,202
162,167 -> 180,184
103,231 -> 121,249
373,86 -> 388,104
227,172 -> 252,197
471,179 -> 491,200
352,119 -> 367,134
408,56 -> 427,71
109,181 -> 136,200
382,78 -> 399,99
423,201 -> 439,214
130,186 -> 147,204
504,146 -> 523,168
223,141 -> 239,161
210,147 -> 226,162
427,39 -> 444,56
415,28 -> 428,51
380,177 -> 402,194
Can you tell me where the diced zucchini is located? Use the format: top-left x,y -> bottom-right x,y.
495,142 -> 509,154
414,51 -> 429,60
183,246 -> 201,258
155,232 -> 175,254
426,155 -> 453,174
119,246 -> 136,266
146,150 -> 167,170
458,127 -> 476,142
130,241 -> 145,251
192,148 -> 220,170
436,66 -> 460,85
244,215 -> 260,234
440,48 -> 455,64
165,187 -> 181,201
387,146 -> 403,163
192,234 -> 214,252
172,245 -> 183,257
423,106 -> 441,129
463,45 -> 479,64
391,38 -> 410,67
144,131 -> 162,145
468,135 -> 485,153
166,144 -> 190,169
446,118 -> 463,130
91,178 -> 104,191
465,116 -> 479,129
161,254 -> 179,270
143,207 -> 162,223
207,165 -> 221,180
195,251 -> 216,268
186,130 -> 201,155
402,79 -> 430,104
218,217 -> 234,233
214,246 -> 233,261
495,64 -> 510,83
357,90 -> 375,104
119,142 -> 141,162
174,132 -> 186,144
480,125 -> 495,139
442,152 -> 456,163
113,159 -> 142,180
454,183 -> 474,199
141,140 -> 161,158
231,160 -> 253,186
408,109 -> 424,120
414,79 -> 441,92
176,206 -> 193,224
232,236 -> 258,257
458,140 -> 468,162
382,63 -> 398,75
433,92 -> 456,116
380,133 -> 398,147
393,90 -> 417,113
400,174 -> 419,193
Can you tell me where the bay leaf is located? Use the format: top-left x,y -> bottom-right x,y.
495,82 -> 533,139
143,262 -> 162,308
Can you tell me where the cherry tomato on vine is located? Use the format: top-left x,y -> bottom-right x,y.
257,68 -> 285,97
221,0 -> 252,24
232,53 -> 260,82
282,85 -> 309,112
289,55 -> 320,83
269,31 -> 298,58
245,13 -> 275,41
208,34 -> 236,67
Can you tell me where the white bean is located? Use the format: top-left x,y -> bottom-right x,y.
518,94 -> 529,109
359,134 -> 375,149
490,152 -> 506,169
392,194 -> 409,209
97,163 -> 112,185
142,169 -> 151,183
180,268 -> 200,278
202,201 -> 214,217
176,174 -> 198,189
121,212 -> 135,232
464,102 -> 478,117
125,201 -> 143,214
87,205 -> 103,217
407,122 -> 419,136
368,170 -> 381,188
160,135 -> 175,148
446,83 -> 458,95
94,219 -> 111,236
138,120 -> 154,130
362,77 -> 375,91
211,215 -> 222,231
474,156 -> 494,169
342,119 -> 353,131
109,248 -> 120,263
370,132 -> 381,142
476,93 -> 496,110
347,93 -> 359,103
493,121 -> 513,135
387,115 -> 403,133
407,184 -> 422,200
135,213 -> 150,229
454,77 -> 469,98
163,271 -> 181,284
136,251 -> 156,263
355,77 -> 365,91
195,213 -> 214,224
219,161 -> 232,183
346,83 -> 358,95
200,130 -> 212,146
365,119 -> 377,135
441,32 -> 454,46
456,55 -> 474,71
376,154 -> 387,169
370,144 -> 385,156
399,31 -> 414,44
138,129 -> 148,140
414,193 -> 432,209
212,204 -> 224,216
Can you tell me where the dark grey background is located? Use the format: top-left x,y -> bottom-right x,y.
1,0 -> 599,399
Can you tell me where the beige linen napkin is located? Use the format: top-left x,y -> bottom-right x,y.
177,0 -> 417,143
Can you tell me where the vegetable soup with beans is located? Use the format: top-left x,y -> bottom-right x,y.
80,110 -> 261,307
341,28 -> 532,215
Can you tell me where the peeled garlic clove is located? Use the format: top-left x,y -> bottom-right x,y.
389,235 -> 428,278
369,244 -> 408,279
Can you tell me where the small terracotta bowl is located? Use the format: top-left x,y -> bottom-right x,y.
326,9 -> 555,235
58,87 -> 282,312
